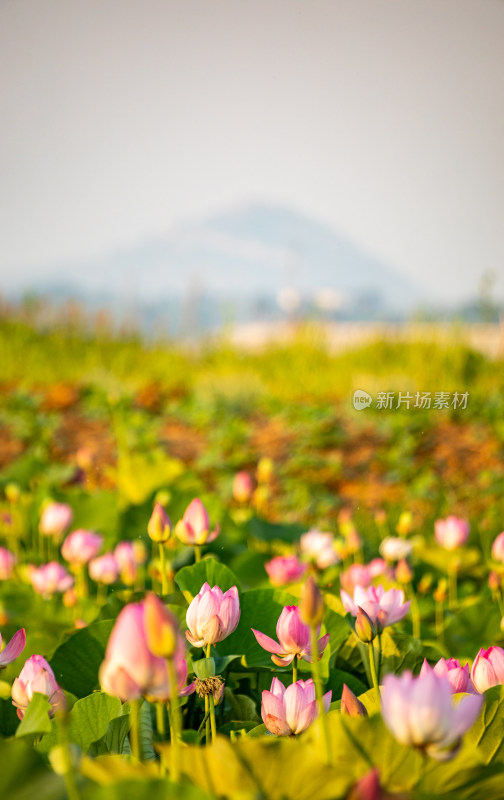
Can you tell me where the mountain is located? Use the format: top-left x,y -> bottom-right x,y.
29,203 -> 418,315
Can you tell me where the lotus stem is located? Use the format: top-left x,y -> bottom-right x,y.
448,561 -> 458,609
435,600 -> 444,643
167,657 -> 181,781
208,692 -> 217,742
194,545 -> 201,563
409,588 -> 421,639
368,642 -> 380,708
204,694 -> 210,744
376,630 -> 383,683
159,543 -> 167,595
156,702 -> 166,737
309,625 -> 332,766
292,654 -> 298,684
130,698 -> 141,761
96,583 -> 106,606
56,714 -> 80,800
205,643 -> 217,744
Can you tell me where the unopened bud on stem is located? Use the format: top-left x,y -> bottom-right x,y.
355,606 -> 377,643
147,503 -> 172,543
341,684 -> 368,717
299,575 -> 324,627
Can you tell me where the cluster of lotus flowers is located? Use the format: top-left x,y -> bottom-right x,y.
3,489 -> 504,784
3,578 -> 503,751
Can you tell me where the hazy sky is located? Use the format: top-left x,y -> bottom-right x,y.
1,0 -> 503,302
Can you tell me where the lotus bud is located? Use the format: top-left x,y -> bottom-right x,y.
299,576 -> 324,627
345,527 -> 362,555
144,593 -> 179,659
175,499 -> 219,546
471,646 -> 504,693
148,503 -> 172,543
355,606 -> 377,643
62,588 -> 78,608
40,502 -> 73,541
5,483 -> 21,504
257,457 -> 274,484
253,485 -> 270,514
0,548 -> 16,581
374,509 -> 387,527
265,555 -> 307,587
341,684 -> 368,717
232,471 -> 255,503
396,511 -> 413,536
395,559 -> 413,585
489,570 -> 500,592
347,768 -> 382,800
434,516 -> 470,550
61,530 -> 103,565
89,553 -> 119,585
418,573 -> 434,595
491,532 -> 504,563
132,540 -> 148,565
433,579 -> 448,604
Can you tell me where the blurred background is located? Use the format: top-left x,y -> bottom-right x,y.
0,0 -> 503,341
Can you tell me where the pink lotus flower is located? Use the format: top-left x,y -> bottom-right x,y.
89,553 -> 119,585
340,559 -> 390,594
265,556 -> 307,587
420,657 -> 476,694
491,532 -> 504,563
100,600 -> 193,702
382,670 -> 483,759
61,529 -> 103,565
434,516 -> 470,550
12,655 -> 66,719
471,646 -> 504,693
300,530 -> 339,569
0,547 -> 16,580
261,677 -> 331,736
39,502 -> 73,539
341,585 -> 410,631
0,628 -> 26,669
252,605 -> 330,667
175,499 -> 220,546
30,562 -> 75,598
185,582 -> 240,648
232,471 -> 255,503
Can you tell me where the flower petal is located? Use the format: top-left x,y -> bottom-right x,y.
0,628 -> 26,667
252,629 -> 283,654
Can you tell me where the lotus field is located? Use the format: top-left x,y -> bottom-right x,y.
2,319 -> 504,799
